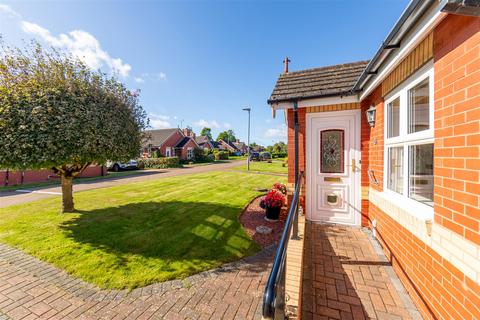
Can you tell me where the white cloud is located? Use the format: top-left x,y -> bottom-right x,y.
149,113 -> 172,129
223,122 -> 231,128
0,4 -> 21,19
193,119 -> 220,129
138,72 -> 167,83
134,77 -> 145,84
265,124 -> 287,139
18,20 -> 131,77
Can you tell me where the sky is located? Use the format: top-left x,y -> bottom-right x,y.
0,0 -> 409,146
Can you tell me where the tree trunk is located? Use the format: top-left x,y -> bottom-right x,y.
61,175 -> 74,213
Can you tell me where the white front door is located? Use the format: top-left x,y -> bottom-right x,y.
306,110 -> 361,225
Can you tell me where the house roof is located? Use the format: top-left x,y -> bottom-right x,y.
218,140 -> 238,151
175,137 -> 191,148
143,128 -> 179,147
233,141 -> 246,150
268,60 -> 369,104
195,135 -> 211,144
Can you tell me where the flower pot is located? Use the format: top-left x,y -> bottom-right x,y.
265,206 -> 281,220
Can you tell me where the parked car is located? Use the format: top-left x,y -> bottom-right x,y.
106,160 -> 138,172
260,152 -> 272,161
249,152 -> 260,161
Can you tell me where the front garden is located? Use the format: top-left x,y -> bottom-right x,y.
0,171 -> 285,289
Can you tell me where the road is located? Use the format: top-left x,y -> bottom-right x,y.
0,160 -> 244,208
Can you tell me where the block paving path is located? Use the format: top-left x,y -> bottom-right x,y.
0,243 -> 275,320
302,224 -> 422,320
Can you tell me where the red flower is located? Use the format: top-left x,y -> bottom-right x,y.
272,183 -> 287,195
263,189 -> 285,208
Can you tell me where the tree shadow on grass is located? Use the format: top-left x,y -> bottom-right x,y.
58,201 -> 262,286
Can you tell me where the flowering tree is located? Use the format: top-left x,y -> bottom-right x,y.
0,42 -> 148,212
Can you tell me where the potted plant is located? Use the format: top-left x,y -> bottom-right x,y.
260,189 -> 285,220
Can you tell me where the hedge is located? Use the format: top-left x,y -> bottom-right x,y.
272,152 -> 287,158
137,157 -> 182,169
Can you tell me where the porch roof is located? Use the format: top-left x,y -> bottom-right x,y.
174,137 -> 191,148
267,60 -> 368,104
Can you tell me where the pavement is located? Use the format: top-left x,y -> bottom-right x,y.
301,224 -> 423,320
0,243 -> 275,320
0,161 -> 245,208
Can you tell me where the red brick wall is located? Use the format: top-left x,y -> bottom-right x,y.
360,102 -> 371,226
362,86 -> 384,192
0,166 -> 105,186
159,130 -> 183,157
433,14 -> 480,244
287,108 -> 306,186
178,139 -> 197,160
359,14 -> 480,320
369,203 -> 480,320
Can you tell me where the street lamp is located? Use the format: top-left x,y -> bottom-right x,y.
243,107 -> 251,171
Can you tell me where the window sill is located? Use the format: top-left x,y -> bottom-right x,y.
369,188 -> 434,239
381,190 -> 434,221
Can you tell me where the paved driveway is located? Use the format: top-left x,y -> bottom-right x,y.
0,161 -> 244,208
0,243 -> 274,320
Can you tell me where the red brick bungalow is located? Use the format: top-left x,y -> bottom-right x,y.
142,128 -> 199,160
267,1 -> 480,319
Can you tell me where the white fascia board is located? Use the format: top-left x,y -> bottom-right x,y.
360,4 -> 447,101
271,94 -> 359,111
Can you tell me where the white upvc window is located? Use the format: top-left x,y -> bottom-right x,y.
384,62 -> 434,215
187,147 -> 193,159
166,147 -> 171,157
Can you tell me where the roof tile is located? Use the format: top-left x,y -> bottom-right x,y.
268,60 -> 369,103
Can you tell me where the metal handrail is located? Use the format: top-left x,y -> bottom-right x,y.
262,171 -> 304,319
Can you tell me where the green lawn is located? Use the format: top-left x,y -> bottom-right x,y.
228,155 -> 248,161
232,159 -> 287,174
0,171 -> 284,289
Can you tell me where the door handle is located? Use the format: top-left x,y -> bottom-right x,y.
351,159 -> 356,172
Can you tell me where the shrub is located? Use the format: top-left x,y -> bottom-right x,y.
151,150 -> 161,158
213,150 -> 229,160
137,157 -> 182,169
193,147 -> 214,163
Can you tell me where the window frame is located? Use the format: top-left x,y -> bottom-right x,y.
383,62 -> 434,218
187,147 -> 193,159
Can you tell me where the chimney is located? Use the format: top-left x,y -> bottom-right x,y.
283,56 -> 291,73
183,128 -> 191,137
236,139 -> 240,143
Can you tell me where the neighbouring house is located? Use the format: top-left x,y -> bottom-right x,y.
232,139 -> 248,155
265,2 -> 480,320
195,135 -> 216,150
0,165 -> 105,187
217,139 -> 242,155
142,128 -> 199,160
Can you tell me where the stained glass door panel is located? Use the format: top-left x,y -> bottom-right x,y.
320,129 -> 344,173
